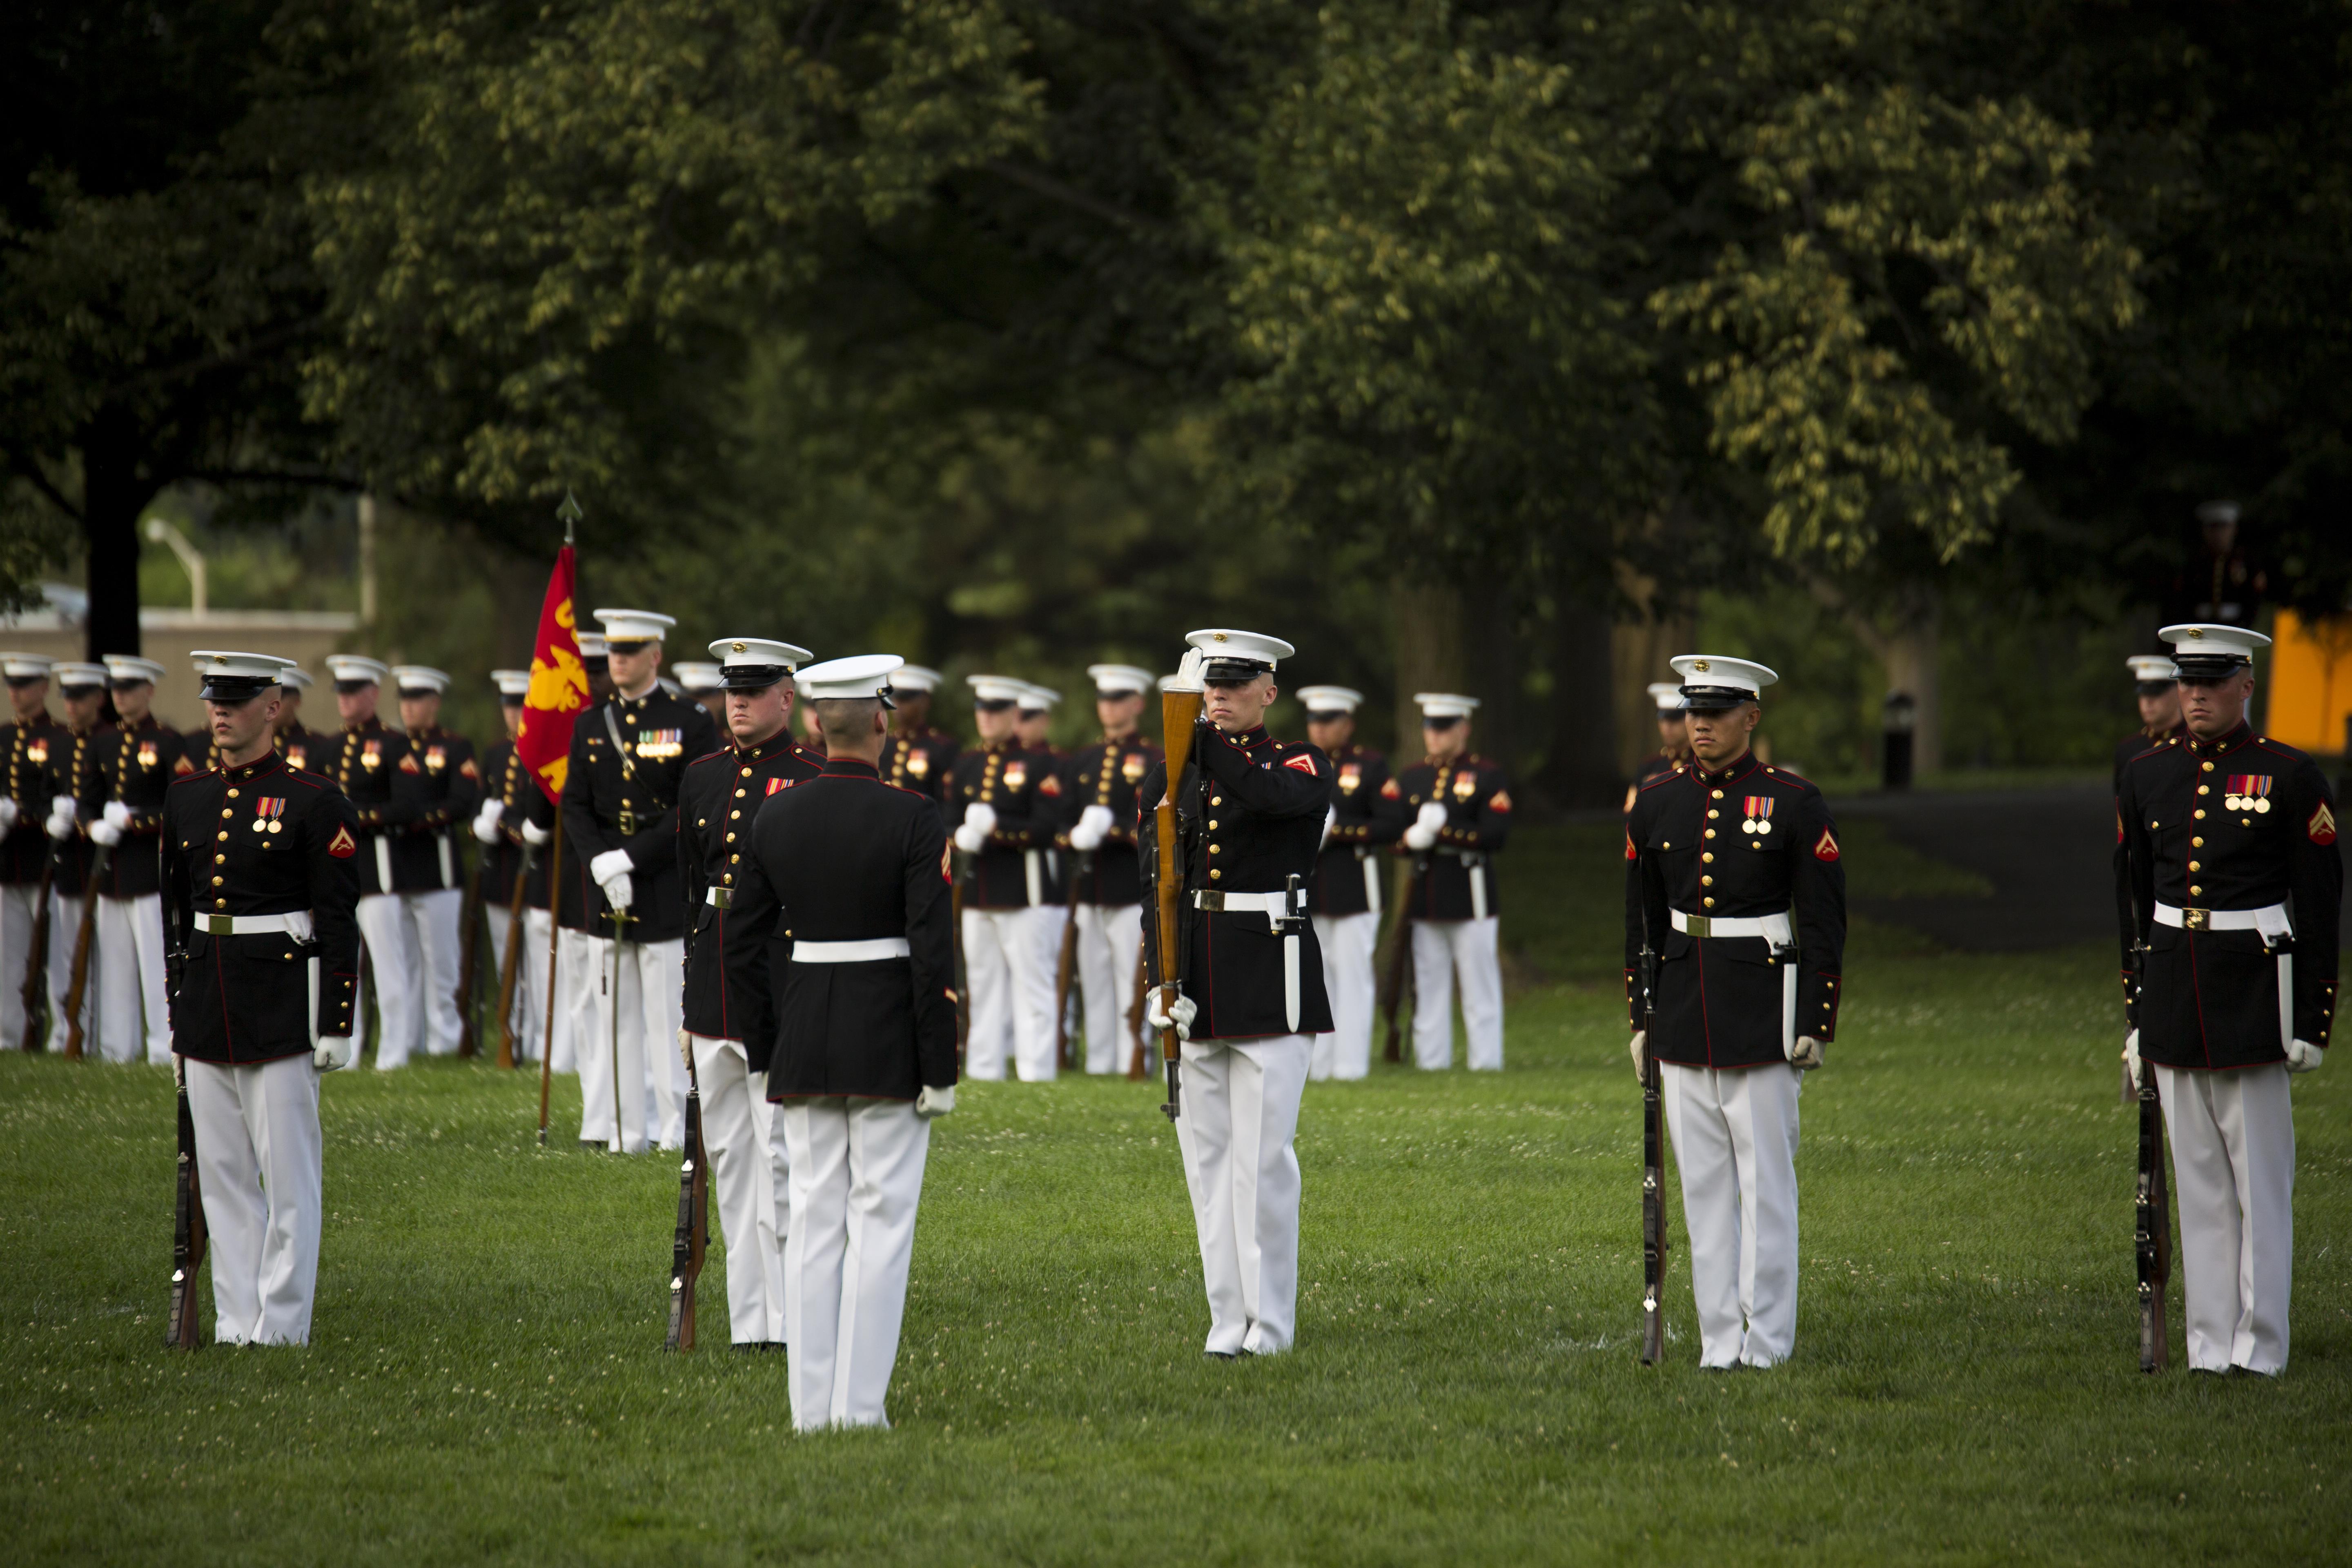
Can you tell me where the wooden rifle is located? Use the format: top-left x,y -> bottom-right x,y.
1638,939 -> 1666,1365
1053,851 -> 1086,1071
1125,945 -> 1149,1080
454,844 -> 486,1057
1150,687 -> 1203,1120
19,842 -> 53,1048
60,839 -> 111,1060
166,1057 -> 207,1349
492,840 -> 534,1069
1379,859 -> 1417,1064
664,1031 -> 709,1350
2127,940 -> 2170,1371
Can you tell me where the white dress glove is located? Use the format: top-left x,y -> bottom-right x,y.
472,800 -> 504,844
915,1084 -> 956,1118
1169,647 -> 1207,693
589,848 -> 635,888
1629,1028 -> 1648,1085
602,873 -> 635,910
1787,1035 -> 1825,1071
87,818 -> 122,848
0,797 -> 17,833
46,806 -> 76,842
953,802 -> 998,854
1145,986 -> 1197,1041
102,800 -> 132,831
519,818 -> 551,847
51,794 -> 77,821
1069,804 -> 1115,853
1404,800 -> 1448,852
314,1036 -> 355,1071
2122,1028 -> 2142,1085
2286,1038 -> 2324,1074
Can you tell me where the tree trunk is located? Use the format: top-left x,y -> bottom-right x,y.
1536,588 -> 1620,808
1391,577 -> 1464,765
1880,595 -> 1944,775
80,404 -> 151,659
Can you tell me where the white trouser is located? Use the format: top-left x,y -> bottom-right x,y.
185,1054 -> 323,1345
580,935 -> 688,1152
2157,1063 -> 2294,1374
1310,911 -> 1378,1081
1074,902 -> 1143,1075
1176,1032 -> 1310,1356
1663,1062 -> 1802,1369
401,887 -> 465,1056
1409,917 -> 1503,1071
485,902 -> 547,1063
96,892 -> 172,1064
554,923 -> 592,1075
0,882 -> 36,1050
779,1096 -> 932,1429
690,1033 -> 786,1345
961,906 -> 1059,1081
41,890 -> 80,1052
355,892 -> 422,1069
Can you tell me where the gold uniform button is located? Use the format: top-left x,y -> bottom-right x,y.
1708,809 -> 1719,820
730,854 -> 739,864
2194,809 -> 2206,820
2201,761 -> 2214,772
2192,836 -> 2203,847
1704,829 -> 1716,840
735,788 -> 745,798
739,767 -> 752,779
216,831 -> 227,842
726,833 -> 736,843
227,789 -> 239,800
731,809 -> 740,820
1212,796 -> 1223,806
1208,820 -> 1218,830
1702,897 -> 1715,908
2197,785 -> 2209,795
1701,875 -> 1713,886
2188,860 -> 2200,872
211,876 -> 223,886
1702,852 -> 1714,863
220,808 -> 233,820
1209,844 -> 1221,854
2190,885 -> 2203,897
1711,789 -> 1724,800
1209,869 -> 1222,880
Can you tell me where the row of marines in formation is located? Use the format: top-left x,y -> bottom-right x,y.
24,612 -> 2339,1428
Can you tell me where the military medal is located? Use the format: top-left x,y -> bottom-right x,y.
2225,774 -> 2273,813
256,797 -> 287,834
1743,795 -> 1774,834
1004,760 -> 1027,791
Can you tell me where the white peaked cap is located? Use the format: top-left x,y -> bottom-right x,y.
594,608 -> 675,643
2160,623 -> 2270,673
577,632 -> 608,657
325,654 -> 390,685
1087,664 -> 1155,697
2125,655 -> 2180,684
1186,628 -> 1294,673
708,637 -> 814,673
0,652 -> 54,679
800,654 -> 904,701
670,662 -> 723,693
892,664 -> 942,694
190,650 -> 296,700
968,674 -> 1028,705
103,654 -> 168,685
1018,683 -> 1060,711
390,665 -> 450,694
1648,682 -> 1687,712
491,668 -> 532,698
53,662 -> 108,689
1295,685 -> 1364,714
279,666 -> 314,691
1670,655 -> 1778,695
1414,692 -> 1481,720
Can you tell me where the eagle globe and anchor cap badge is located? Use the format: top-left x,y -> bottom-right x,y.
1669,655 -> 1777,712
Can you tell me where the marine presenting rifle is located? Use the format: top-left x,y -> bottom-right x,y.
1139,629 -> 1334,1359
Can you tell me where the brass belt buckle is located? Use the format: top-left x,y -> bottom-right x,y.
710,888 -> 732,910
1685,913 -> 1711,939
1198,890 -> 1225,913
2182,907 -> 2209,931
203,914 -> 234,936
617,809 -> 636,836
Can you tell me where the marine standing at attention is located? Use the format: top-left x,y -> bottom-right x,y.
1626,655 -> 1845,1370
1060,664 -> 1160,1075
1294,684 -> 1399,1082
1392,693 -> 1512,1072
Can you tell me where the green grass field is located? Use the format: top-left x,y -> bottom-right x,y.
3,824 -> 2346,1564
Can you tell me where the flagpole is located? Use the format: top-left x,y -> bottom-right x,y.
537,492 -> 581,1147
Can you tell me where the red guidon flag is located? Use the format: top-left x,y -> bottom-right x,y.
514,545 -> 588,801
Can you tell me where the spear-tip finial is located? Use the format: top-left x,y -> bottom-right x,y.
557,488 -> 584,545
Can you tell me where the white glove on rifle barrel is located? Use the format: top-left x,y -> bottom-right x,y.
2122,1028 -> 2142,1085
519,818 -> 551,847
88,818 -> 122,848
953,801 -> 997,855
1145,986 -> 1196,1042
1629,1029 -> 1648,1085
1069,804 -> 1115,853
472,799 -> 505,844
314,1036 -> 355,1071
46,805 -> 76,841
102,800 -> 132,831
2286,1038 -> 2324,1074
915,1084 -> 956,1118
1403,800 -> 1448,852
1169,648 -> 1207,693
0,797 -> 17,834
1786,1035 -> 1825,1071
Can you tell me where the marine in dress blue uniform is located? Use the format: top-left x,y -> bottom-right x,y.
85,655 -> 183,1064
880,664 -> 958,808
387,666 -> 481,1058
1140,629 -> 1334,1357
33,663 -> 107,1050
677,636 -> 820,1349
0,653 -> 64,1051
1294,685 -> 1400,1081
1626,655 -> 1845,1369
1059,664 -> 1162,1075
1391,693 -> 1512,1071
723,655 -> 958,1428
163,652 -> 361,1344
2116,624 -> 2339,1374
949,675 -> 1063,1080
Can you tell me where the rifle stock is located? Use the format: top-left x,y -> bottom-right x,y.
166,1061 -> 207,1350
61,844 -> 110,1060
492,856 -> 530,1069
1639,941 -> 1666,1365
664,1040 -> 709,1350
19,853 -> 53,1049
1151,689 -> 1203,1120
454,853 -> 486,1058
1053,857 -> 1084,1071
1125,944 -> 1149,1080
1380,860 -> 1415,1063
